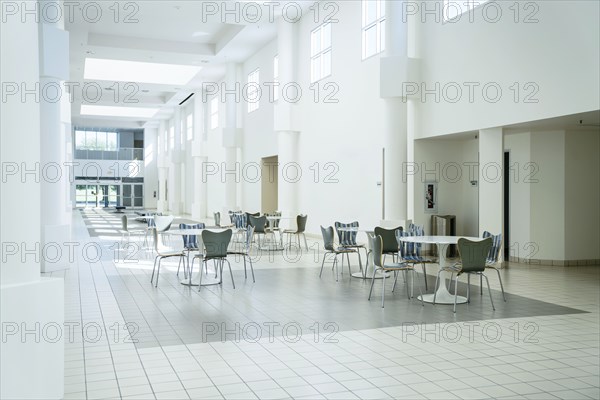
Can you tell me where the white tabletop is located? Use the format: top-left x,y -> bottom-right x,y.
166,228 -> 229,235
398,235 -> 483,244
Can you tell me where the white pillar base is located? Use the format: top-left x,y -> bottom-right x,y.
1,278 -> 64,399
41,224 -> 71,273
157,201 -> 168,213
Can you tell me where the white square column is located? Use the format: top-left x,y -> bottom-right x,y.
478,127 -> 504,236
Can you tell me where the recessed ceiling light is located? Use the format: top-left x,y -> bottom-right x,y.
84,58 -> 202,85
81,105 -> 158,118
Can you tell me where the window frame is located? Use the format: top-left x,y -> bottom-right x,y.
361,0 -> 386,60
247,68 -> 261,113
310,22 -> 332,83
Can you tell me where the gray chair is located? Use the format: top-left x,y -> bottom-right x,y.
368,235 -> 424,308
319,226 -> 357,282
249,215 -> 276,249
283,214 -> 308,250
483,231 -> 506,301
198,229 -> 234,291
334,221 -> 366,272
374,226 -> 402,262
434,237 -> 494,313
150,229 -> 186,288
228,225 -> 256,282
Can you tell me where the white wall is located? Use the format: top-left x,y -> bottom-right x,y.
530,131 -> 566,261
417,0 -> 600,138
241,40 -> 278,213
565,130 -> 600,260
412,138 -> 479,236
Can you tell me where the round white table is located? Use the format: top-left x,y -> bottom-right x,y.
165,228 -> 229,286
398,235 -> 483,304
335,227 -> 390,279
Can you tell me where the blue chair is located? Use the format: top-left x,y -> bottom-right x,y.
483,231 -> 506,301
334,221 -> 366,274
397,227 -> 434,290
178,223 -> 205,279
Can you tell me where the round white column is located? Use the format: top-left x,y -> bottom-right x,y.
191,97 -> 207,220
157,120 -> 169,212
223,63 -> 239,211
39,0 -> 70,272
169,107 -> 183,214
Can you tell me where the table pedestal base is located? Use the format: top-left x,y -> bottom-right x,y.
419,291 -> 467,304
180,275 -> 221,287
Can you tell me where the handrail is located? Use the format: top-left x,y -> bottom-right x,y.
74,147 -> 144,161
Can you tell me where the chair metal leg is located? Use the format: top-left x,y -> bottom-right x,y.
334,255 -> 339,282
381,271 -> 386,308
422,263 -> 428,290
151,256 -> 158,283
480,274 -> 483,295
453,274 -> 459,313
414,269 -> 424,306
248,255 -> 255,283
392,270 -> 399,292
225,259 -> 235,289
494,268 -> 506,301
467,273 -> 471,303
243,256 -> 247,279
198,260 -> 204,291
368,265 -> 377,300
320,252 -> 327,278
347,253 -> 352,277
303,233 -> 308,251
155,258 -> 162,287
483,274 -> 496,310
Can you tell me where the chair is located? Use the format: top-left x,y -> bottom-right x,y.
154,215 -> 174,246
150,229 -> 186,288
397,229 -> 433,290
374,226 -> 403,262
283,214 -> 308,251
319,226 -> 357,281
178,223 -> 205,278
433,237 -> 494,313
120,215 -> 145,246
228,226 -> 256,282
197,229 -> 234,291
334,222 -> 366,271
368,235 -> 424,308
249,215 -> 275,249
482,231 -> 506,301
214,212 -> 221,227
245,212 -> 260,228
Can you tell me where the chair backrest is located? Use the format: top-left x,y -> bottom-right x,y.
372,235 -> 384,269
245,212 -> 260,228
249,215 -> 267,233
320,226 -> 335,251
374,226 -> 402,253
154,215 -> 174,232
296,214 -> 308,233
334,221 -> 359,246
152,228 -> 168,254
202,229 -> 233,258
482,231 -> 502,264
457,237 -> 493,273
179,223 -> 205,249
214,212 -> 221,227
396,230 -> 419,258
121,215 -> 128,231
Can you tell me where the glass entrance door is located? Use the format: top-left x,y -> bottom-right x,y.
122,183 -> 143,208
76,184 -> 100,208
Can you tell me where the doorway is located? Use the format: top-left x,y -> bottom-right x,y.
261,156 -> 278,214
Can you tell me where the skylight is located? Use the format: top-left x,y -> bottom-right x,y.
84,58 -> 202,85
80,105 -> 159,118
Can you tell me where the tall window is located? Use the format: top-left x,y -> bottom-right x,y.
362,0 -> 385,59
273,55 -> 279,101
443,0 -> 490,21
210,97 -> 219,129
247,68 -> 260,113
310,23 -> 332,83
75,130 -> 118,151
186,113 -> 193,141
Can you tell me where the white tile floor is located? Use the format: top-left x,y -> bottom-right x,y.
49,210 -> 599,399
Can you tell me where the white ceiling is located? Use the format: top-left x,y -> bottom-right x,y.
66,0 -> 303,129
